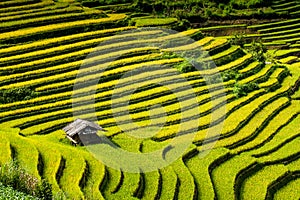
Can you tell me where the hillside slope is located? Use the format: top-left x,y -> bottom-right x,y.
0,0 -> 299,199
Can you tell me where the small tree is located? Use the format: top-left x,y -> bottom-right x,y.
229,34 -> 247,48
233,82 -> 259,98
248,40 -> 267,63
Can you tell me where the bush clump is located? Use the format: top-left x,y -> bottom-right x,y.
233,82 -> 259,97
247,41 -> 267,63
0,161 -> 52,200
0,182 -> 38,200
0,87 -> 39,104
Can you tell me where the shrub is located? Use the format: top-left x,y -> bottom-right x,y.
0,182 -> 38,200
233,82 -> 259,97
229,34 -> 247,47
173,60 -> 196,73
222,70 -> 239,81
80,0 -> 131,7
171,19 -> 191,31
229,0 -> 271,9
0,87 -> 39,104
0,161 -> 53,200
247,41 -> 267,63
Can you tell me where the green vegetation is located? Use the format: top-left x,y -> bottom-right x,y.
0,161 -> 52,200
0,182 -> 38,200
0,87 -> 39,104
129,0 -> 278,21
246,41 -> 267,62
133,17 -> 178,27
233,82 -> 259,97
0,0 -> 299,199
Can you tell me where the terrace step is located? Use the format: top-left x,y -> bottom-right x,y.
272,0 -> 297,9
78,158 -> 105,200
286,157 -> 300,172
101,167 -> 123,197
0,13 -> 127,44
248,18 -> 300,30
211,153 -> 256,200
172,159 -> 196,200
158,166 -> 178,199
141,171 -> 161,199
193,89 -> 266,144
241,164 -> 289,200
56,147 -> 86,199
273,177 -> 300,200
0,1 -> 55,15
5,131 -> 40,179
32,141 -> 63,193
0,129 -> 13,165
0,26 -> 135,57
279,56 -> 299,64
0,5 -> 84,23
0,0 -> 41,10
0,2 -> 68,18
215,97 -> 290,149
259,21 -> 300,34
109,172 -> 141,199
231,101 -> 300,154
273,4 -> 300,13
186,148 -> 229,200
255,137 -> 300,164
248,113 -> 300,158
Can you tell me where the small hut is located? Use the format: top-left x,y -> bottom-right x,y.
62,119 -> 106,146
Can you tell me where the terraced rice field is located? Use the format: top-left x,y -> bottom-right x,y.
0,0 -> 299,199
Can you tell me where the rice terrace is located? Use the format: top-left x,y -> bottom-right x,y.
0,0 -> 300,199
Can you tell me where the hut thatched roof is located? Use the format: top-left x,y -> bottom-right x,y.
62,119 -> 105,137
